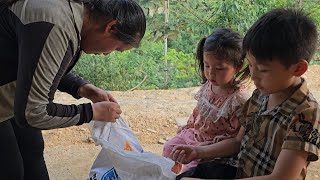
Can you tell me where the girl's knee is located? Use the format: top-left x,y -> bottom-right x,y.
163,141 -> 173,157
163,137 -> 180,157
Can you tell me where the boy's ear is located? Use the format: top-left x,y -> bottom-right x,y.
292,59 -> 308,76
103,20 -> 117,36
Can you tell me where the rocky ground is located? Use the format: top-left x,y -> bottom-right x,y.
44,65 -> 320,180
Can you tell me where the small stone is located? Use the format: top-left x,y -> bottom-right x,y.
80,128 -> 86,132
158,138 -> 167,144
147,128 -> 157,133
134,131 -> 142,135
85,137 -> 94,144
163,124 -> 169,127
175,117 -> 189,126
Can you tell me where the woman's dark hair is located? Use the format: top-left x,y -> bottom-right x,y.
80,0 -> 146,47
3,0 -> 18,5
196,28 -> 250,84
5,0 -> 146,47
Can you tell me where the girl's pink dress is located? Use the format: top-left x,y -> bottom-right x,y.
163,81 -> 250,172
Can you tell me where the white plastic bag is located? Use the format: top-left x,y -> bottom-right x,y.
88,118 -> 178,180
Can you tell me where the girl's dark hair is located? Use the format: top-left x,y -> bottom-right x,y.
77,0 -> 146,47
196,28 -> 250,85
5,0 -> 146,47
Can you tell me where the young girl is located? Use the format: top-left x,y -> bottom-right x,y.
163,28 -> 251,172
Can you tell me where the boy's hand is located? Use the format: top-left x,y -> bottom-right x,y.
79,84 -> 118,103
92,101 -> 122,122
170,145 -> 199,164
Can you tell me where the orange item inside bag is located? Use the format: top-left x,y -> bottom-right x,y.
171,161 -> 183,174
124,141 -> 134,151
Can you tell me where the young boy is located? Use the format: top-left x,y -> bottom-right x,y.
171,8 -> 320,180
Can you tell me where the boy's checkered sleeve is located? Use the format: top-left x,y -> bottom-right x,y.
282,106 -> 320,161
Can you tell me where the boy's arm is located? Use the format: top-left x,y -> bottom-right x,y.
240,149 -> 308,180
180,149 -> 308,180
198,126 -> 245,159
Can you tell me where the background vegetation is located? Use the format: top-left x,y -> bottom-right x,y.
74,0 -> 320,91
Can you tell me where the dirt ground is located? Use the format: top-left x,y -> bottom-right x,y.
44,65 -> 320,180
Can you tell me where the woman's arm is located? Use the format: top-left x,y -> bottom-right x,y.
14,23 -> 119,129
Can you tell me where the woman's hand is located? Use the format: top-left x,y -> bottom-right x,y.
170,145 -> 199,164
79,84 -> 117,103
92,101 -> 122,122
80,84 -> 121,122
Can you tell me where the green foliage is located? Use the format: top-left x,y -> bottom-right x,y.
310,51 -> 320,65
139,0 -> 320,50
302,0 -> 320,26
74,0 -> 320,91
164,49 -> 199,88
74,36 -> 200,90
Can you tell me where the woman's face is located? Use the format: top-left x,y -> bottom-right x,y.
80,17 -> 134,55
80,31 -> 133,55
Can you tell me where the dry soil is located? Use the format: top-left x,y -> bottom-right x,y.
44,65 -> 320,180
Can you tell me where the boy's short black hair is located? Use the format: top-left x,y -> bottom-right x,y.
243,8 -> 318,67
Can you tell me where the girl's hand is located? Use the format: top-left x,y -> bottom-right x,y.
198,141 -> 214,146
92,101 -> 122,122
198,135 -> 231,146
213,134 -> 231,143
170,145 -> 199,164
79,84 -> 118,103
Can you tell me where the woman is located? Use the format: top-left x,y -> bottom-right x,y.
0,0 -> 146,179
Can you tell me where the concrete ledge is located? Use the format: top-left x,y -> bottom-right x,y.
175,117 -> 189,126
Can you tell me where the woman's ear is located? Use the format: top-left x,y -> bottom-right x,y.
103,20 -> 117,35
292,59 -> 308,76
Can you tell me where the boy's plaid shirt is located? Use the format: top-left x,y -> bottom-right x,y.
236,79 -> 320,180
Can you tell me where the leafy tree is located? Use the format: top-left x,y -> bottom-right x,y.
74,0 -> 320,90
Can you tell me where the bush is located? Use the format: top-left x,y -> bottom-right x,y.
74,37 -> 200,91
165,49 -> 199,88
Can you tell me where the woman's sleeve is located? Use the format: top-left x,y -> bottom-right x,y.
14,23 -> 92,129
58,72 -> 89,99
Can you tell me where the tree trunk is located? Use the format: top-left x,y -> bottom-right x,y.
164,0 -> 169,89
